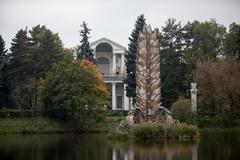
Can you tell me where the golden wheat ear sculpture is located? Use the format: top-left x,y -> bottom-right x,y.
119,25 -> 176,133
136,25 -> 161,111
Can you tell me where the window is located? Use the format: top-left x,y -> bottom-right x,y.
117,96 -> 123,109
96,43 -> 113,52
96,57 -> 110,75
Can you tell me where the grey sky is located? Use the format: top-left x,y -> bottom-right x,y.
1,0 -> 240,50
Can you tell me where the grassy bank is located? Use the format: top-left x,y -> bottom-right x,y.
88,116 -> 125,132
0,116 -> 125,134
0,118 -> 74,134
108,123 -> 199,142
1,116 -> 239,135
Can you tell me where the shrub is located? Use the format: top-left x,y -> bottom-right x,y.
0,109 -> 44,118
130,123 -> 199,142
171,97 -> 196,123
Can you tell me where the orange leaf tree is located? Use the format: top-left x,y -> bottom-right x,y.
40,59 -> 109,126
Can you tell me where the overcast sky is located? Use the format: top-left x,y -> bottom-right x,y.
1,0 -> 240,50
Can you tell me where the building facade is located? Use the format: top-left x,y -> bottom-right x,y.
90,37 -> 131,110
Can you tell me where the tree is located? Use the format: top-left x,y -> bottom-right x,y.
224,22 -> 240,61
30,25 -> 64,79
8,28 -> 32,111
28,25 -> 64,110
159,18 -> 188,108
191,19 -> 226,61
0,35 -> 8,107
7,25 -> 64,111
194,57 -> 240,124
125,14 -> 146,105
40,59 -> 109,127
76,22 -> 95,63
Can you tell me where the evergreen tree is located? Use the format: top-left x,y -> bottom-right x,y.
181,21 -> 197,95
77,22 -> 95,63
0,35 -> 8,107
30,25 -> 64,79
8,25 -> 64,110
8,28 -> 33,109
159,18 -> 188,108
125,14 -> 146,104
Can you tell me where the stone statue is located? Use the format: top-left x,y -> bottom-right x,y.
190,83 -> 198,112
120,25 -> 176,132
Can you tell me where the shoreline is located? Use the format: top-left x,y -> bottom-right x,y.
0,117 -> 240,134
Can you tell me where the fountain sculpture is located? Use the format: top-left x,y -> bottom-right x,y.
120,25 -> 176,132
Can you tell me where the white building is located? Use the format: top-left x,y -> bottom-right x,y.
90,37 -> 131,110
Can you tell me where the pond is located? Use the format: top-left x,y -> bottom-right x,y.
0,130 -> 239,160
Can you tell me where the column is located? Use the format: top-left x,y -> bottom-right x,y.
121,54 -> 124,75
112,54 -> 116,75
112,82 -> 116,110
124,84 -> 129,110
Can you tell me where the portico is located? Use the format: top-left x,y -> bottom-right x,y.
90,37 -> 130,110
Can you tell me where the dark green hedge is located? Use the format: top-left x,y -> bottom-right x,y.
107,110 -> 129,116
0,109 -> 44,118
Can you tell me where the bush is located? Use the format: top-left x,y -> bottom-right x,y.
0,109 -> 44,118
171,97 -> 196,123
107,110 -> 129,116
130,123 -> 199,142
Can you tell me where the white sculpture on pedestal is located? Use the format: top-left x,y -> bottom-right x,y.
190,83 -> 198,112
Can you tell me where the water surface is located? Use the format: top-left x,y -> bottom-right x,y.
0,130 -> 239,160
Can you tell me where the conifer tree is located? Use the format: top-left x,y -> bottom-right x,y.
30,25 -> 64,78
125,14 -> 146,105
0,35 -> 8,107
8,28 -> 32,109
159,18 -> 188,108
77,22 -> 95,63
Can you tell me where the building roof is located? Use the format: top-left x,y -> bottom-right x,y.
90,37 -> 126,50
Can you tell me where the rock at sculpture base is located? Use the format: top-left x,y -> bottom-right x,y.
119,106 -> 176,133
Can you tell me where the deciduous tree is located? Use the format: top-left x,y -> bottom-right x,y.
194,57 -> 240,124
224,22 -> 240,61
40,59 -> 109,126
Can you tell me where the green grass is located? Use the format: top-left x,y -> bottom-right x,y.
0,118 -> 74,134
108,122 -> 199,142
90,116 -> 125,132
131,123 -> 199,142
0,116 -> 125,134
107,129 -> 130,141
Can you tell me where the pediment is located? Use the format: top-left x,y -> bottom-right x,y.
90,37 -> 126,53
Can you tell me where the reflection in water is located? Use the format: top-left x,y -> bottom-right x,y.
0,130 -> 239,160
112,142 -> 198,160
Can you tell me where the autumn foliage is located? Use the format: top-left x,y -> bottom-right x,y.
194,57 -> 240,124
40,58 -> 109,123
